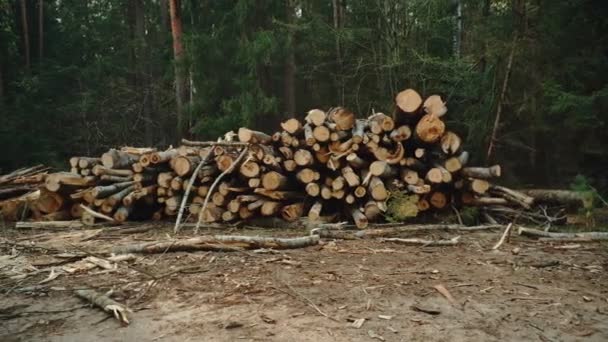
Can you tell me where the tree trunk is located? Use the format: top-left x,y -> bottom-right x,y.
169,0 -> 187,139
20,0 -> 30,71
38,0 -> 43,61
283,0 -> 296,117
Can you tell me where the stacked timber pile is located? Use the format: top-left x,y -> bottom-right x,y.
0,89 -> 592,228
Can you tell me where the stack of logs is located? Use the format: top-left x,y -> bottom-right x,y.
3,89 -> 579,228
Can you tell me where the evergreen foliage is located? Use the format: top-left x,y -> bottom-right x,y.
0,0 -> 606,193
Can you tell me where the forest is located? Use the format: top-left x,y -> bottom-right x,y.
1,0 -> 607,194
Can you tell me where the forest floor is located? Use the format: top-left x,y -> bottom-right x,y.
1,223 -> 607,342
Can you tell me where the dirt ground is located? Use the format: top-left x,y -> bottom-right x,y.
1,223 -> 607,342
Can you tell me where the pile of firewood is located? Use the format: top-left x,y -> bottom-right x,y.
0,89 -> 592,228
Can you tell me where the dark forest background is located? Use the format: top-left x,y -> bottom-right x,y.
1,0 -> 607,193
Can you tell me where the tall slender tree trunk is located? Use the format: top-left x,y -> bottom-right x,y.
283,0 -> 296,117
453,0 -> 462,58
135,0 -> 153,145
169,0 -> 187,139
20,0 -> 30,71
160,0 -> 169,31
38,0 -> 43,61
332,0 -> 344,105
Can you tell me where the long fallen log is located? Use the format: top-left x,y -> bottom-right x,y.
517,226 -> 608,241
311,224 -> 502,239
380,236 -> 461,246
113,234 -> 320,254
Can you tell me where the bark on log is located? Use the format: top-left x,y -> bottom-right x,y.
461,165 -> 501,179
238,128 -> 271,144
520,189 -> 593,208
308,201 -> 323,221
102,149 -> 139,169
114,235 -> 320,254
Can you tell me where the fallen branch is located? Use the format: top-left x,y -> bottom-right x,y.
381,236 -> 461,246
492,223 -> 513,250
181,139 -> 248,147
195,147 -> 249,233
15,220 -> 85,229
311,224 -> 501,240
517,226 -> 608,241
174,150 -> 214,233
80,204 -> 115,223
75,289 -> 132,324
112,234 -> 320,254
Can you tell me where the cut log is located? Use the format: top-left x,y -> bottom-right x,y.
157,172 -> 175,188
305,109 -> 326,126
45,172 -> 96,192
490,185 -> 534,208
262,171 -> 289,190
520,189 -> 593,208
78,157 -> 100,169
102,149 -> 138,169
400,169 -> 419,185
369,113 -> 393,134
283,160 -> 297,172
173,156 -> 201,177
221,211 -> 237,222
346,153 -> 368,169
425,168 -> 443,184
239,160 -> 260,178
92,165 -> 133,177
303,124 -> 315,146
113,206 -> 132,222
211,192 -> 226,206
36,189 -> 64,213
416,114 -> 446,143
294,149 -> 314,166
308,201 -> 323,221
331,176 -> 346,191
342,167 -> 360,187
348,208 -> 368,229
238,128 -> 271,144
429,192 -> 448,209
390,125 -> 412,142
305,183 -> 320,197
312,125 -> 330,142
296,168 -> 320,184
395,89 -> 422,113
281,118 -> 302,134
91,181 -> 134,199
369,176 -> 388,201
352,120 -> 367,143
261,201 -> 281,216
100,175 -> 132,183
328,107 -> 355,130
440,131 -> 461,154
461,165 -> 501,179
364,200 -> 382,220
407,184 -> 431,194
370,161 -> 397,178
469,179 -> 490,194
354,185 -> 367,198
423,95 -> 447,117
281,203 -> 305,222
